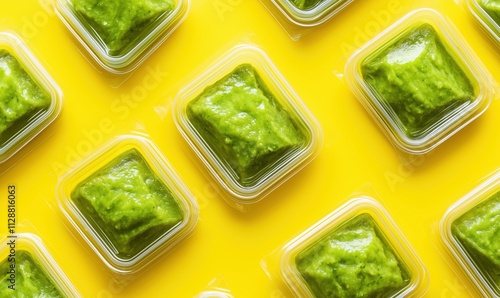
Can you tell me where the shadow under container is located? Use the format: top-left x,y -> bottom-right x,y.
0,233 -> 80,297
345,9 -> 493,155
57,135 -> 198,274
54,0 -> 190,73
277,197 -> 428,297
464,0 -> 500,47
173,45 -> 322,206
0,32 -> 62,163
441,170 -> 500,297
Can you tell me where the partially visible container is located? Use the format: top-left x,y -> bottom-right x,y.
56,135 -> 199,275
345,8 -> 494,155
0,233 -> 80,297
0,32 -> 62,163
259,0 -> 354,40
194,291 -> 234,298
193,275 -> 234,298
173,44 -> 322,207
54,0 -> 190,73
441,170 -> 500,297
464,0 -> 500,47
263,197 -> 429,297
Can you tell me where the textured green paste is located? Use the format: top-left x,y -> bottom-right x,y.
186,64 -> 305,187
0,250 -> 63,297
361,24 -> 474,138
295,214 -> 410,298
452,191 -> 500,292
289,0 -> 333,10
480,0 -> 500,26
72,0 -> 175,55
0,50 -> 50,147
72,148 -> 184,259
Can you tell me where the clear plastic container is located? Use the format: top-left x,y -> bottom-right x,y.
193,275 -> 234,298
173,44 -> 322,206
0,233 -> 80,297
56,135 -> 199,274
271,0 -> 353,26
54,0 -> 190,73
345,8 -> 494,154
260,0 -> 354,40
269,197 -> 428,297
464,0 -> 500,47
0,32 -> 63,163
441,170 -> 500,297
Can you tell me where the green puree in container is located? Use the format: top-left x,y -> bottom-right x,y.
0,50 -> 50,147
0,250 -> 63,297
361,24 -> 474,138
72,148 -> 184,259
289,0 -> 333,10
72,0 -> 175,55
296,214 -> 410,298
480,0 -> 500,26
452,191 -> 500,292
187,64 -> 305,187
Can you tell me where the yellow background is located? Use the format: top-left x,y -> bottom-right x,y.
1,0 -> 500,297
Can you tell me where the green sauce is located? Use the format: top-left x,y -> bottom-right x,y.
361,24 -> 475,138
71,0 -> 176,56
452,191 -> 500,293
479,0 -> 500,26
0,250 -> 63,297
289,0 -> 332,10
0,50 -> 50,148
295,214 -> 410,298
71,148 -> 184,259
186,64 -> 306,187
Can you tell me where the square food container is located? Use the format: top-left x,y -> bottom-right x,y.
464,0 -> 500,47
268,0 -> 353,27
277,197 -> 428,297
173,44 -> 322,205
54,0 -> 190,73
441,170 -> 500,297
56,135 -> 199,274
345,8 -> 494,154
0,32 -> 62,163
0,233 -> 80,297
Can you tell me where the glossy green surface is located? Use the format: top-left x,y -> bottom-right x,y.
295,214 -> 410,298
289,0 -> 330,10
479,0 -> 500,26
187,64 -> 306,187
452,191 -> 500,293
0,50 -> 50,148
72,148 -> 184,259
72,0 -> 175,55
0,250 -> 63,297
361,24 -> 474,138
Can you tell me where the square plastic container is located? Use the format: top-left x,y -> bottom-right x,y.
54,0 -> 190,73
56,135 -> 199,274
441,170 -> 500,297
0,32 -> 62,163
0,233 -> 80,297
464,0 -> 500,47
345,8 -> 494,154
276,197 -> 428,297
173,44 -> 322,205
270,0 -> 353,27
